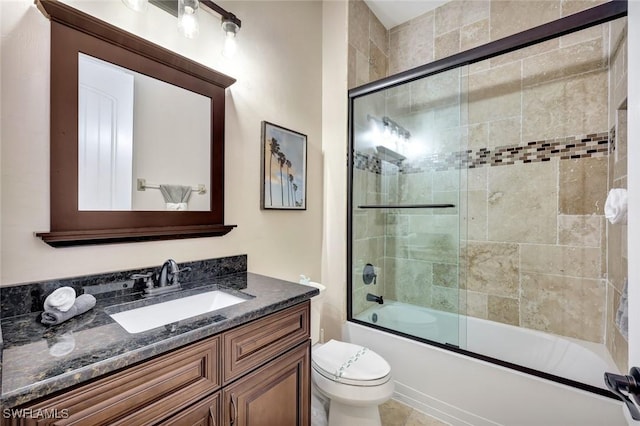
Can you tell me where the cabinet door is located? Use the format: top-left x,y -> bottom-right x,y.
157,392 -> 220,426
222,341 -> 310,426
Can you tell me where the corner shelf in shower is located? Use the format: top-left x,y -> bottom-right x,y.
357,204 -> 455,209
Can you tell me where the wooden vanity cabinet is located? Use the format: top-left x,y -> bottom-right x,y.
5,302 -> 310,426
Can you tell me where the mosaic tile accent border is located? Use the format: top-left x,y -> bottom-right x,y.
354,151 -> 383,174
355,132 -> 609,174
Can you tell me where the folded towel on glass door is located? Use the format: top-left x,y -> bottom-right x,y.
604,188 -> 628,225
41,294 -> 97,326
43,286 -> 76,312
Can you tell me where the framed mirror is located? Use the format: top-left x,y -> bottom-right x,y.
35,0 -> 236,246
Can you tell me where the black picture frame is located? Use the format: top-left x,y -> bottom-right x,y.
260,121 -> 307,210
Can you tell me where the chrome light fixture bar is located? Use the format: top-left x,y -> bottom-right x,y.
367,114 -> 411,141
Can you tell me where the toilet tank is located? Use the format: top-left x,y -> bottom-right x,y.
301,281 -> 325,345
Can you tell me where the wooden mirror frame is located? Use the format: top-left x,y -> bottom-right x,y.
35,0 -> 236,246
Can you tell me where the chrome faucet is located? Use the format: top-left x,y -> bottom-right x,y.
135,259 -> 191,296
158,259 -> 179,287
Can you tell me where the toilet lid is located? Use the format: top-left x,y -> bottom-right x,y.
312,340 -> 391,386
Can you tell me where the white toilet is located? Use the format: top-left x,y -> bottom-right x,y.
303,280 -> 394,426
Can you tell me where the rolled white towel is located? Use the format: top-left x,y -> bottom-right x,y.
604,188 -> 628,225
44,286 -> 76,312
41,294 -> 96,326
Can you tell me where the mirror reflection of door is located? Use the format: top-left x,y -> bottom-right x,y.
78,53 -> 134,211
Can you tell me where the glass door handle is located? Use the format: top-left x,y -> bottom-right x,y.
604,367 -> 640,420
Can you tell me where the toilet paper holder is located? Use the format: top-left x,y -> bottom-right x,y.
605,367 -> 640,420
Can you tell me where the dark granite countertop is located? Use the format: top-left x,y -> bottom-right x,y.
0,272 -> 318,409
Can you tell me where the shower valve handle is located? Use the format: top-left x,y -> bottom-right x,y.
363,263 -> 377,285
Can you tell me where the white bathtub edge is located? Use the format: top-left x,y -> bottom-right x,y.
344,321 -> 626,426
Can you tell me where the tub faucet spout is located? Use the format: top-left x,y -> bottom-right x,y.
366,293 -> 383,304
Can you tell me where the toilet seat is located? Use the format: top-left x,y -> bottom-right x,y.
312,340 -> 391,386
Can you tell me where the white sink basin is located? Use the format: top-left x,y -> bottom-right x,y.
109,290 -> 247,334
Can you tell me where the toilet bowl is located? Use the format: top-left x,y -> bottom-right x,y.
301,280 -> 394,426
312,339 -> 394,426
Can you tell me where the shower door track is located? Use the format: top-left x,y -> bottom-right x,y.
347,0 -> 628,400
348,0 -> 627,98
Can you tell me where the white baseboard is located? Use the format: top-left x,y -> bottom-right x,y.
393,381 -> 500,426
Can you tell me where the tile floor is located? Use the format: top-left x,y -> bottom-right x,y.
379,399 -> 450,426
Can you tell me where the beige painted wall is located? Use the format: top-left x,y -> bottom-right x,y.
320,0 -> 349,342
0,0 -> 3,284
0,0 -> 323,286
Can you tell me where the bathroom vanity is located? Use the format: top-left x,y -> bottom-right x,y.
5,303 -> 309,425
0,261 -> 316,426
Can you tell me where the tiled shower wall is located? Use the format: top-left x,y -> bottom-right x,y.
461,18 -> 611,344
606,19 -> 628,372
349,0 -> 627,355
348,0 -> 389,89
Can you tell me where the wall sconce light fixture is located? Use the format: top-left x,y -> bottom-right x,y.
201,1 -> 241,57
124,0 -> 242,57
367,114 -> 411,159
368,114 -> 411,141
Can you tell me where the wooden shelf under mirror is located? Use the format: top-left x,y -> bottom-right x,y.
35,0 -> 237,246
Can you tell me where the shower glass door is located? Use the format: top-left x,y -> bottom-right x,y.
349,66 -> 468,348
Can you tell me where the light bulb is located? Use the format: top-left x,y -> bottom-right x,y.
178,0 -> 200,39
222,31 -> 237,57
221,19 -> 240,58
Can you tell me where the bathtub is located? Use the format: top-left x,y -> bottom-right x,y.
355,300 -> 617,389
347,300 -> 626,426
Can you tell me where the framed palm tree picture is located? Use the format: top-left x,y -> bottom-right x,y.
261,121 -> 307,210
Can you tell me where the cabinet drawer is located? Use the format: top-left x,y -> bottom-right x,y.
223,302 -> 309,385
15,336 -> 220,426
